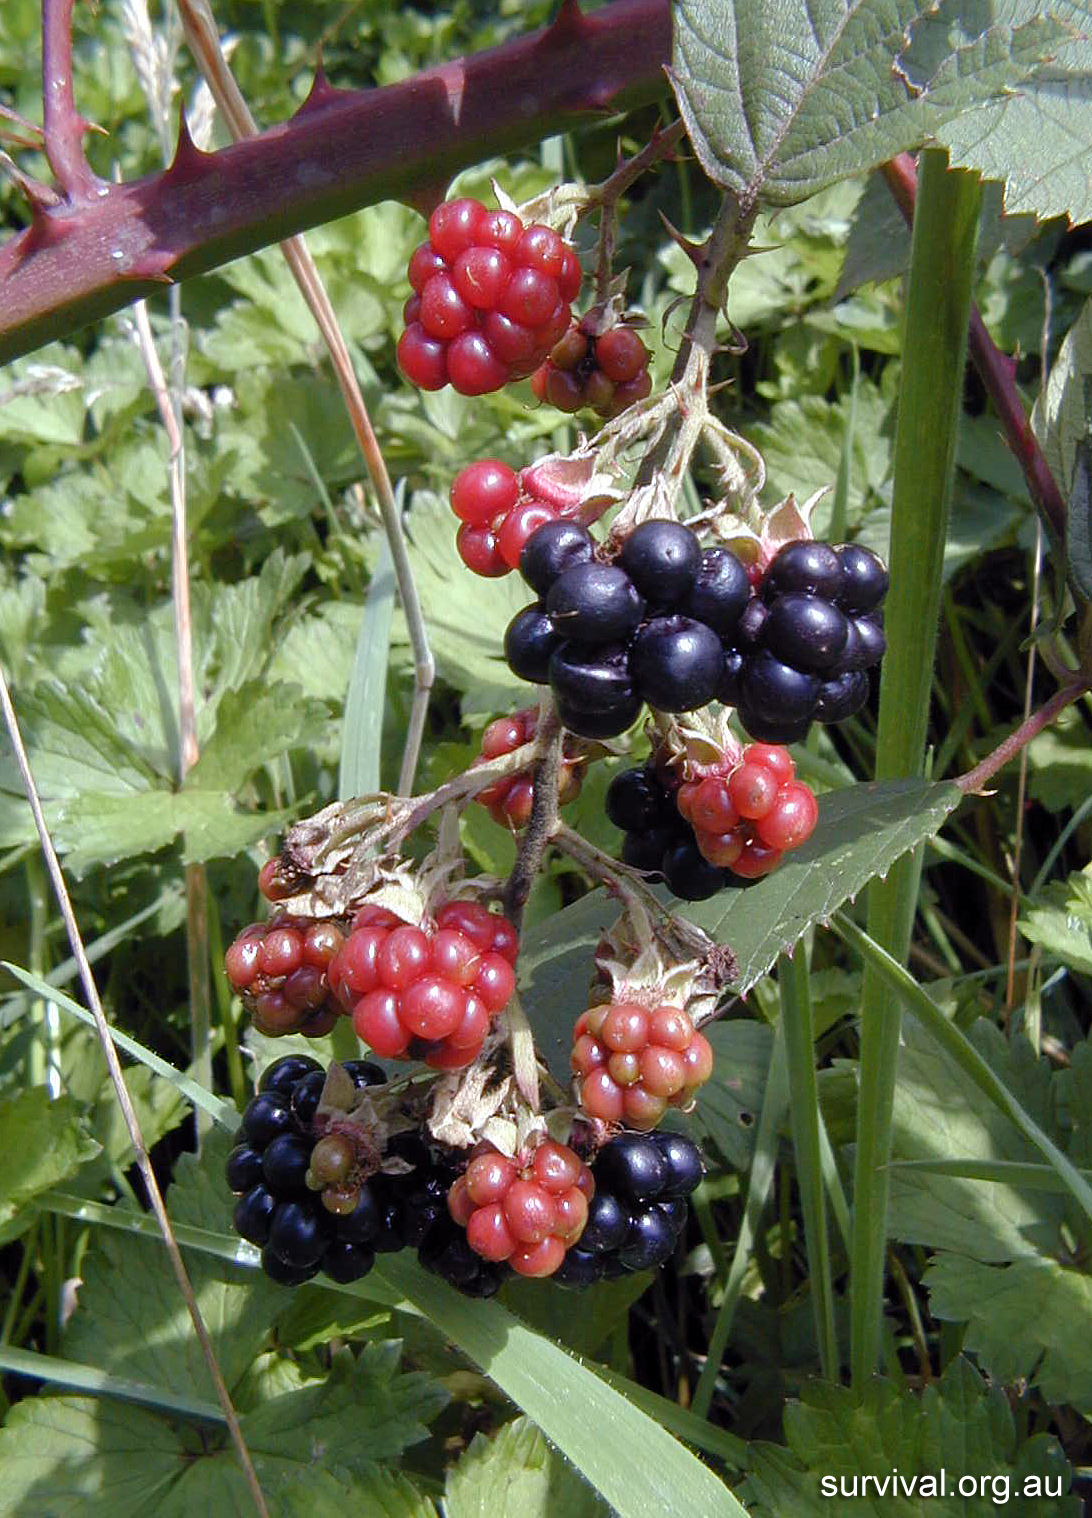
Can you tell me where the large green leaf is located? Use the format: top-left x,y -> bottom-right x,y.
444,1416 -> 609,1518
520,779 -> 961,1079
924,1255 -> 1092,1412
887,1017 -> 1064,1262
1032,296 -> 1092,511
0,1089 -> 99,1244
741,1356 -> 1078,1515
671,0 -> 1064,208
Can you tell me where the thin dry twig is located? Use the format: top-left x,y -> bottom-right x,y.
0,664 -> 270,1518
176,0 -> 435,795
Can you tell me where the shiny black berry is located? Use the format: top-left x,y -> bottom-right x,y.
548,641 -> 635,710
596,1134 -> 668,1203
617,1207 -> 677,1270
553,1247 -> 605,1288
554,690 -> 642,739
504,604 -> 561,684
233,1184 -> 278,1246
289,1069 -> 326,1130
654,1197 -> 689,1234
762,593 -> 849,672
323,1239 -> 376,1284
261,1246 -> 320,1286
225,1145 -> 265,1194
736,597 -> 769,649
738,651 -> 819,727
735,703 -> 814,745
605,767 -> 675,834
764,540 -> 845,601
813,669 -> 870,723
621,825 -> 677,875
648,1131 -> 704,1197
662,839 -> 727,901
262,1133 -> 313,1193
519,519 -> 595,596
618,520 -> 702,605
241,1090 -> 294,1149
580,1191 -> 631,1253
341,1059 -> 387,1089
682,547 -> 750,634
268,1199 -> 329,1267
718,648 -> 745,705
835,543 -> 888,613
334,1185 -> 380,1244
258,1054 -> 323,1095
629,616 -> 723,711
546,562 -> 645,643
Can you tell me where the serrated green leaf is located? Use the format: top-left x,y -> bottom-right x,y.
274,1463 -> 436,1518
0,1089 -> 99,1243
671,0 -> 1064,208
444,1416 -> 610,1518
47,788 -> 288,875
0,1396 -> 184,1518
1018,866 -> 1092,976
924,1254 -> 1092,1411
186,680 -> 331,794
939,12 -> 1092,226
741,1356 -> 1078,1515
887,1016 -> 1064,1261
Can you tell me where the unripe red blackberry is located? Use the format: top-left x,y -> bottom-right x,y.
571,1001 -> 713,1130
224,914 -> 347,1038
530,319 -> 652,418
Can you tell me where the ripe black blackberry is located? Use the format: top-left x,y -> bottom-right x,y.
505,520 -> 751,739
605,764 -> 730,901
553,1131 -> 704,1288
724,540 -> 888,743
226,1055 -> 388,1287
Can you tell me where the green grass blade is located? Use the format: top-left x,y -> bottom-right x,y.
852,149 -> 982,1387
692,1021 -> 790,1419
834,911 -> 1092,1229
0,1343 -> 226,1423
779,941 -> 837,1380
3,964 -> 238,1129
339,515 -> 397,802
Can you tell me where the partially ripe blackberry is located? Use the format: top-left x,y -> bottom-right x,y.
546,562 -> 645,643
762,594 -> 849,672
682,547 -> 750,634
618,520 -> 702,605
835,543 -> 888,613
764,540 -> 845,601
629,616 -> 723,711
519,520 -> 596,596
505,604 -> 560,684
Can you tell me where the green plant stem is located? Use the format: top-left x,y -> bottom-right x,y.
779,941 -> 838,1381
205,889 -> 246,1112
850,149 -> 982,1390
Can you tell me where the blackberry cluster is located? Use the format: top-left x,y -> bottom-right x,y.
472,709 -> 583,830
223,914 -> 345,1038
447,1138 -> 595,1278
505,519 -> 751,739
227,1055 -> 508,1296
227,1053 -> 388,1285
606,763 -> 731,901
449,459 -> 584,579
721,540 -> 888,743
397,198 -> 581,396
529,322 -> 652,418
555,1131 -> 703,1287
